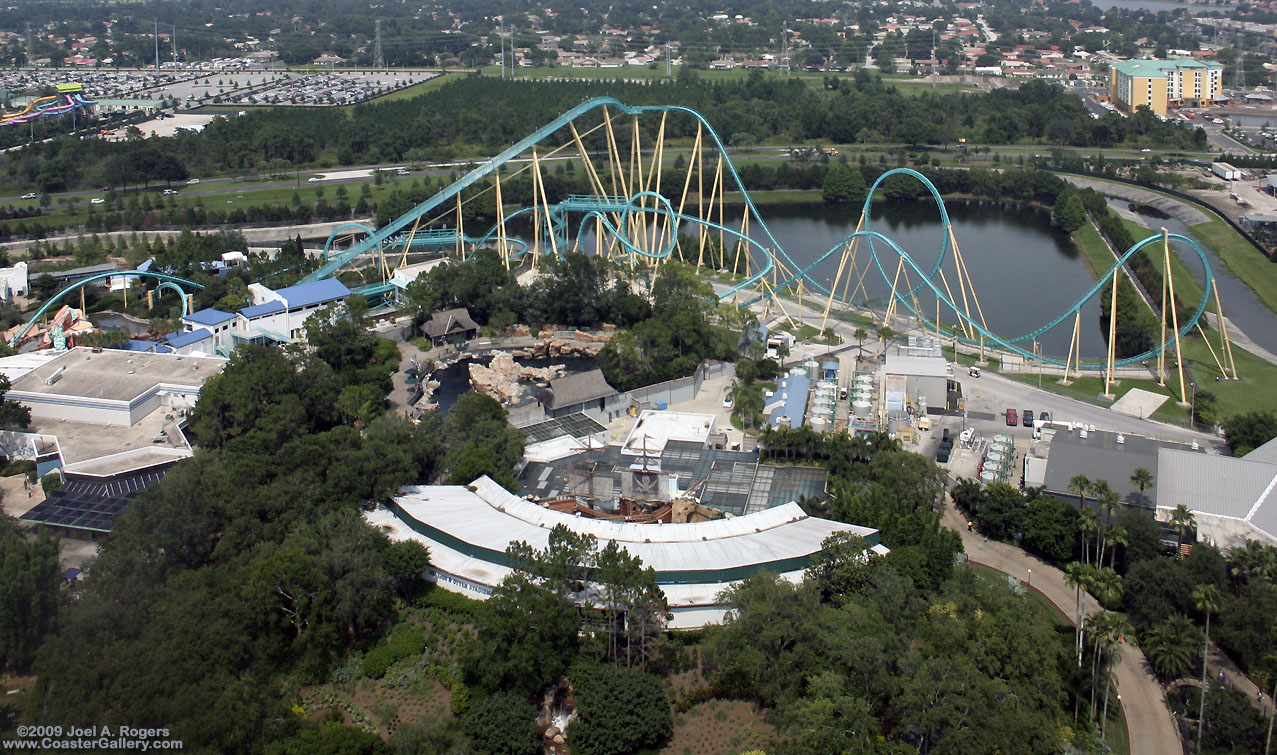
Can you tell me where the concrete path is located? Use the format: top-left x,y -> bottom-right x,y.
941,501 -> 1183,755
1062,176 -> 1209,226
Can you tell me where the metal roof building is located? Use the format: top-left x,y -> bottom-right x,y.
1041,427 -> 1199,506
370,475 -> 885,628
1157,446 -> 1277,547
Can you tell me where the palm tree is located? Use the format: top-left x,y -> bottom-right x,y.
1229,539 -> 1277,584
1091,480 -> 1119,566
1069,474 -> 1092,510
876,324 -> 896,359
1099,615 -> 1134,741
1079,508 -> 1098,566
1142,614 -> 1198,680
1107,524 -> 1129,570
1064,562 -> 1096,669
854,327 -> 867,360
1192,583 -> 1224,754
1130,467 -> 1154,504
1172,504 -> 1197,555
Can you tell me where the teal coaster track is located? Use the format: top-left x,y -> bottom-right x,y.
318,97 -> 1224,373
8,271 -> 204,347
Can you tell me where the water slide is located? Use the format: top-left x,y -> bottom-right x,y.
0,92 -> 97,127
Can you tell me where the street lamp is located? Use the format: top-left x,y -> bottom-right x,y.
1027,568 -> 1032,589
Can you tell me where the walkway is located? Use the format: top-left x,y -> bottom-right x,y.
941,502 -> 1183,755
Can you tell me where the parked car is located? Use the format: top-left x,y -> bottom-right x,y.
162,189 -> 178,196
1022,409 -> 1035,428
721,392 -> 733,409
90,197 -> 105,205
20,192 -> 37,200
1005,408 -> 1018,426
1038,411 -> 1051,424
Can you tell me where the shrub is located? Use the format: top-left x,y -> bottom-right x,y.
362,624 -> 426,679
40,472 -> 63,496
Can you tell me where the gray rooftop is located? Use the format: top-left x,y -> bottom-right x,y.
544,369 -> 617,409
1157,448 -> 1277,543
1043,428 -> 1201,505
10,348 -> 225,403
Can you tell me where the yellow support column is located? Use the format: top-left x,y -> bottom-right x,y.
1163,228 -> 1190,405
533,147 -> 559,262
1212,282 -> 1238,379
1103,261 -> 1119,399
494,173 -> 509,269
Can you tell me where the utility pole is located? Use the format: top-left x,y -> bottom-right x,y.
665,43 -> 672,78
780,22 -> 790,75
172,25 -> 177,70
154,19 -> 160,71
499,28 -> 505,79
373,19 -> 384,69
932,27 -> 937,89
24,22 -> 33,67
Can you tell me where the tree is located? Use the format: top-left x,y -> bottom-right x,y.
568,661 -> 672,755
1142,614 -> 1198,681
1052,191 -> 1087,234
1172,504 -> 1197,553
821,162 -> 865,204
1130,467 -> 1154,506
0,515 -> 60,672
1224,411 -> 1277,456
0,375 -> 32,429
462,570 -> 579,696
462,691 -> 540,755
1193,583 -> 1224,753
1064,562 -> 1095,671
854,327 -> 868,359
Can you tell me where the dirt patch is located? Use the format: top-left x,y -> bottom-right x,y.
663,699 -> 776,755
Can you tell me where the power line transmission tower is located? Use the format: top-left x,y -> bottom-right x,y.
172,25 -> 178,70
665,44 -> 672,78
374,19 -> 384,68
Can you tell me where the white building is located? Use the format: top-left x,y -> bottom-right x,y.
170,278 -> 352,354
5,347 -> 225,427
370,475 -> 887,628
0,261 -> 28,300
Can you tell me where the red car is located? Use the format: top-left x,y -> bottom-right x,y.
1005,409 -> 1018,426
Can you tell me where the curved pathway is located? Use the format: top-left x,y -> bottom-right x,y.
941,502 -> 1182,755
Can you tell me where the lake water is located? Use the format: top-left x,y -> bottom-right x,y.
567,200 -> 1110,357
735,201 -> 1111,359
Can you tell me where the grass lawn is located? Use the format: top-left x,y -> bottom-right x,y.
357,74 -> 454,105
1073,223 -> 1119,279
1189,218 -> 1277,316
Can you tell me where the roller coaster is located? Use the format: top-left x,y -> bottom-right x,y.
317,96 -> 1237,402
11,96 -> 1239,405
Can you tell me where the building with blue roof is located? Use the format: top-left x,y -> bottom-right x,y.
238,301 -> 285,320
183,308 -> 236,327
166,328 -> 214,355
821,360 -> 838,380
180,308 -> 237,353
766,373 -> 810,429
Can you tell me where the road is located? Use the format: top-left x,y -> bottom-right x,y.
712,279 -> 1226,452
945,500 -> 1184,755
